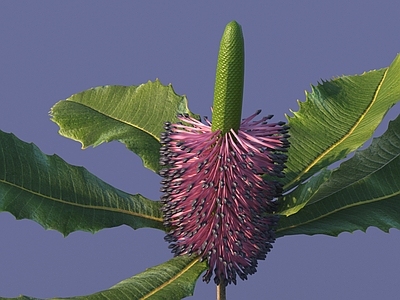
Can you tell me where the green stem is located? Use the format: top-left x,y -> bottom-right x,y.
211,20 -> 244,134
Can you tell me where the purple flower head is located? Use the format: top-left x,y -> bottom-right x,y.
160,110 -> 289,286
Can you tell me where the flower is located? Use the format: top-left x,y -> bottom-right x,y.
159,110 -> 289,286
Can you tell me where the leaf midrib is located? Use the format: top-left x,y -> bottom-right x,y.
0,179 -> 163,222
276,187 -> 400,234
277,152 -> 400,233
284,68 -> 389,190
140,258 -> 200,300
68,101 -> 161,142
309,141 -> 400,206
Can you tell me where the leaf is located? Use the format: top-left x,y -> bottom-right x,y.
0,129 -> 164,236
50,80 -> 199,173
276,114 -> 400,237
0,256 -> 207,300
282,54 -> 400,191
277,168 -> 332,216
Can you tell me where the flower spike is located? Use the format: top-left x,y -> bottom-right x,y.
160,112 -> 289,285
160,21 -> 289,286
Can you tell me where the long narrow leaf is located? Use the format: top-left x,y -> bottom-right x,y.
50,80 -> 199,173
283,54 -> 400,190
66,256 -> 206,300
276,114 -> 400,237
0,256 -> 207,300
0,130 -> 164,236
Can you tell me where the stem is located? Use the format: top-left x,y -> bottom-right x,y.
217,283 -> 226,300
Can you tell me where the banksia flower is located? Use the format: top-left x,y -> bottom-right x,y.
160,21 -> 289,286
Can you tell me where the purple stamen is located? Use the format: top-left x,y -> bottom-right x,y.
160,111 -> 289,286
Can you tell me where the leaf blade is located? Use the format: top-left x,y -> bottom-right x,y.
0,256 -> 207,300
50,80 -> 199,173
283,54 -> 400,190
64,256 -> 206,300
0,130 -> 164,236
276,113 -> 400,237
277,168 -> 332,216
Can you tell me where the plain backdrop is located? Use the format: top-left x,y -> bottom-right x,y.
1,1 -> 400,299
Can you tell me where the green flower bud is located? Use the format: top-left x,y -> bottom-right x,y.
211,21 -> 244,134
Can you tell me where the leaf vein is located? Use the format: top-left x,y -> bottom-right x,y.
284,68 -> 389,189
140,258 -> 199,299
0,180 -> 163,223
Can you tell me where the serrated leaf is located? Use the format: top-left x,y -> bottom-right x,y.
276,114 -> 400,237
0,129 -> 164,236
50,80 -> 199,173
0,256 -> 207,300
282,54 -> 400,191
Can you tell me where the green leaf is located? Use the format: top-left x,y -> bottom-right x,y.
0,256 -> 207,300
277,168 -> 332,216
276,114 -> 400,237
0,129 -> 164,236
283,54 -> 400,191
50,80 -> 199,173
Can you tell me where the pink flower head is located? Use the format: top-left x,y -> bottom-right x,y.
160,110 -> 289,286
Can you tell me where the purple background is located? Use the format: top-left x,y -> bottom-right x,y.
1,1 -> 400,299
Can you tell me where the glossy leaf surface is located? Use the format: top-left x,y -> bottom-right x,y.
0,130 -> 164,236
277,114 -> 400,237
282,54 -> 400,191
51,80 -> 199,173
0,256 -> 207,300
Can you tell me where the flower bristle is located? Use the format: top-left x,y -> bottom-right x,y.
160,111 -> 289,286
